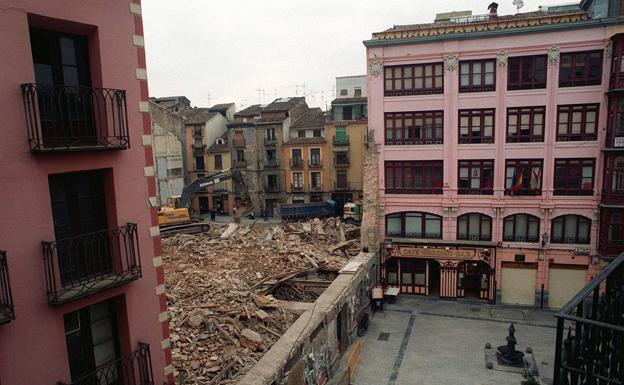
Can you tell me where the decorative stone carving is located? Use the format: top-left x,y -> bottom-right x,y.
605,40 -> 613,59
444,55 -> 458,71
497,51 -> 509,67
548,46 -> 560,65
368,60 -> 383,77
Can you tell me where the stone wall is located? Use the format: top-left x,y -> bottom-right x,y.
360,128 -> 380,253
237,252 -> 378,385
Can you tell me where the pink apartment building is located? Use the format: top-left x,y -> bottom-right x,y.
366,0 -> 624,307
0,1 -> 171,384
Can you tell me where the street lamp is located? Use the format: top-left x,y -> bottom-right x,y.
541,232 -> 549,248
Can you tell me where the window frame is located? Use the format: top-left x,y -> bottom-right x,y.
551,215 -> 591,244
457,160 -> 494,195
385,161 -> 443,194
503,214 -> 540,242
556,104 -> 599,142
459,59 -> 496,93
507,55 -> 547,90
384,63 -> 444,97
385,111 -> 444,145
459,109 -> 495,144
559,50 -> 603,87
554,158 -> 595,196
505,159 -> 543,196
385,211 -> 443,239
456,213 -> 492,241
506,106 -> 545,143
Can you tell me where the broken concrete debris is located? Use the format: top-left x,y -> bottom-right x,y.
162,218 -> 361,384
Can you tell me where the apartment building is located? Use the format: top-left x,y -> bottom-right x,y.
326,76 -> 368,211
0,1 -> 169,384
283,108 -> 330,203
366,0 -> 624,307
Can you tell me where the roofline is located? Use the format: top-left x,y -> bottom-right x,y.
336,74 -> 367,79
148,100 -> 186,120
363,17 -> 620,48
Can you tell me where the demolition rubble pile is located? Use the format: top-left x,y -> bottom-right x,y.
162,218 -> 360,384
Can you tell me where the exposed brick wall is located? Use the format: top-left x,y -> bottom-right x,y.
361,128 -> 380,253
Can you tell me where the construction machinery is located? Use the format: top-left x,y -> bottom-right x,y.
158,168 -> 251,235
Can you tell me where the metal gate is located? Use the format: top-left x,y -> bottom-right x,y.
439,262 -> 458,299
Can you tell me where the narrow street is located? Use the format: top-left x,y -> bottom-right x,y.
353,297 -> 557,385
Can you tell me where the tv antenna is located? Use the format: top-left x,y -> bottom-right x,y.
513,0 -> 524,12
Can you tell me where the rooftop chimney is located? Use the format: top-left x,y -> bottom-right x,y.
488,2 -> 499,15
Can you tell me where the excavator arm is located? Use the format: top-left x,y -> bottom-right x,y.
177,168 -> 251,212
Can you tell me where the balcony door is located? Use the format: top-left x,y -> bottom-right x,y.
49,170 -> 111,287
64,298 -> 120,383
29,28 -> 95,146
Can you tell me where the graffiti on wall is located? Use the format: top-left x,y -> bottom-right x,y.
303,343 -> 329,385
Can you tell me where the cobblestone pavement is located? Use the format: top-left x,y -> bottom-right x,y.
352,296 -> 557,385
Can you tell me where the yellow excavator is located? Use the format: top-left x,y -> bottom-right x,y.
158,168 -> 251,228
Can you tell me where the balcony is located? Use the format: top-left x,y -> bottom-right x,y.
42,223 -> 141,305
21,84 -> 129,152
310,183 -> 322,192
457,234 -> 492,242
334,156 -> 350,168
192,144 -> 206,157
309,160 -> 322,169
265,159 -> 280,168
59,343 -> 154,385
236,160 -> 247,169
290,157 -> 304,169
264,138 -> 277,147
334,182 -> 351,191
333,135 -> 349,147
264,184 -> 280,193
0,251 -> 15,324
291,184 -> 304,192
553,253 -> 623,385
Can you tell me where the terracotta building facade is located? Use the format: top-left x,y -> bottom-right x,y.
0,1 -> 170,383
366,0 -> 624,307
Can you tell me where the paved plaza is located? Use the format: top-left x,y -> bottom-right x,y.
352,296 -> 558,385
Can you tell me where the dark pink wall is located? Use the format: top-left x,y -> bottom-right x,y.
0,1 -> 167,384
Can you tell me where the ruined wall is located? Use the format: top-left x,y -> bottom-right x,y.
237,252 -> 378,385
360,128 -> 380,253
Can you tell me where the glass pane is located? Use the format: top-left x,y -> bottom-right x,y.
405,214 -> 422,236
515,215 -> 527,238
387,216 -> 401,235
564,216 -> 576,239
528,219 -> 538,239
504,219 -> 513,238
458,217 -> 467,236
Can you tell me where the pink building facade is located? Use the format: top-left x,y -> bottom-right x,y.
366,1 -> 624,307
0,1 -> 171,384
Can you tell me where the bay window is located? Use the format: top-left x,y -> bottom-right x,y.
554,158 -> 595,196
385,111 -> 443,145
557,104 -> 598,141
559,51 -> 602,87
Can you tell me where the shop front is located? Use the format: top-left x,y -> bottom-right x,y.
381,242 -> 496,303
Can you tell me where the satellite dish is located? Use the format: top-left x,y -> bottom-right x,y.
513,0 -> 524,10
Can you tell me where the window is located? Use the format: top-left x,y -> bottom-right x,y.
313,129 -> 321,137
266,149 -> 276,160
340,89 -> 348,96
507,106 -> 545,143
354,87 -> 362,97
459,60 -> 495,92
560,51 -> 603,87
385,111 -> 443,145
385,161 -> 443,194
508,55 -> 547,90
310,148 -> 321,166
292,172 -> 303,189
505,159 -> 543,195
602,210 -> 624,243
336,170 -> 348,189
267,174 -> 278,190
385,212 -> 442,239
343,106 -> 353,120
551,215 -> 591,244
193,125 -> 202,137
297,130 -> 305,138
214,154 -> 222,170
265,128 -> 276,141
384,63 -> 444,96
554,158 -> 595,196
311,171 -> 322,189
503,214 -> 540,242
335,126 -> 347,144
605,156 -> 624,195
236,150 -> 244,161
607,98 -> 624,148
557,104 -> 598,141
195,156 -> 205,171
457,213 -> 492,241
335,151 -> 349,166
459,109 -> 495,144
458,160 -> 494,195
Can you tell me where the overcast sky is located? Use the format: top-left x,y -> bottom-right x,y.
142,0 -> 575,110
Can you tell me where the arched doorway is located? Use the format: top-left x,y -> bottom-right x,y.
457,261 -> 490,300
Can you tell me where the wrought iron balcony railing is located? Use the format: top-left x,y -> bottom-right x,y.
333,135 -> 349,146
310,183 -> 322,192
59,342 -> 154,385
457,234 -> 492,242
192,144 -> 206,157
264,138 -> 277,147
0,251 -> 15,325
334,182 -> 351,191
264,184 -> 280,193
21,83 -> 129,152
291,184 -> 304,192
42,223 -> 141,305
309,160 -> 322,168
553,253 -> 624,385
290,158 -> 304,168
265,159 -> 280,168
334,157 -> 350,167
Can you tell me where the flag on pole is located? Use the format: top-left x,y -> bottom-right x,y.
511,168 -> 523,193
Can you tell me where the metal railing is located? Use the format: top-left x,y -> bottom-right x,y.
264,184 -> 280,193
310,183 -> 322,192
59,342 -> 154,385
290,158 -> 304,168
264,137 -> 277,146
553,253 -> 624,385
0,251 -> 15,324
21,83 -> 129,152
191,144 -> 206,157
457,234 -> 492,242
42,223 -> 141,305
309,159 -> 322,168
333,135 -> 349,146
236,160 -> 247,168
291,184 -> 304,192
334,157 -> 350,167
334,182 -> 351,191
265,159 -> 280,168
